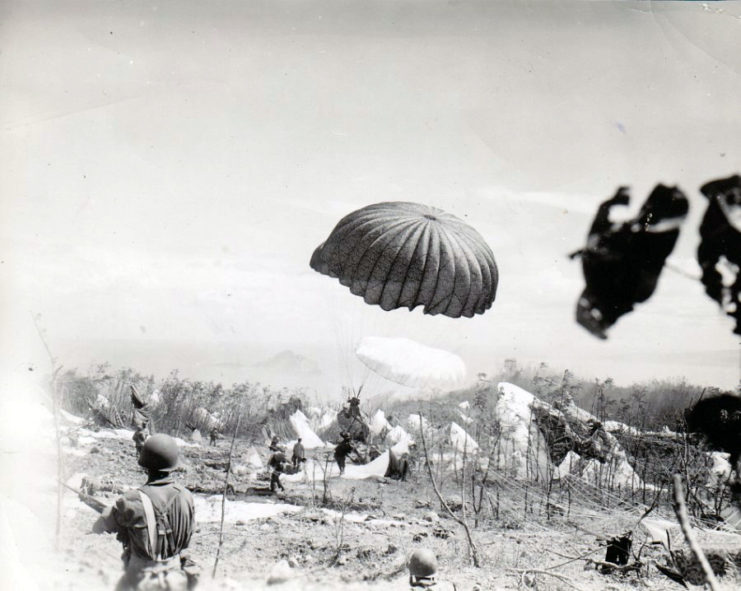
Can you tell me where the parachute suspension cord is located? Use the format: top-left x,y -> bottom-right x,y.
322,289 -> 372,398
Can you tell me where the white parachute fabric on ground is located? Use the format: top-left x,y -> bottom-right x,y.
244,446 -> 264,469
581,454 -> 646,491
342,451 -> 390,480
355,336 -> 466,390
555,448 -> 647,491
603,420 -> 641,436
553,450 -> 582,480
639,518 -> 677,547
192,407 -> 222,430
194,496 -> 301,523
300,453 -> 390,481
407,414 -> 428,432
314,410 -> 336,432
387,425 -> 415,454
369,410 -> 391,436
708,452 -> 732,487
494,383 -> 551,480
450,422 -> 478,453
386,425 -> 412,445
390,439 -> 412,455
458,410 -> 473,425
288,410 -> 324,448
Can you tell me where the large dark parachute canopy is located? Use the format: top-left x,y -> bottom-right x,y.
697,174 -> 741,336
572,184 -> 689,339
310,202 -> 498,318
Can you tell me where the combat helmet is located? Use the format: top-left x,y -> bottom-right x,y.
408,548 -> 437,587
138,433 -> 180,472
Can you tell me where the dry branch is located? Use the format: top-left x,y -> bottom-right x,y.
212,412 -> 242,579
417,407 -> 481,567
672,474 -> 721,591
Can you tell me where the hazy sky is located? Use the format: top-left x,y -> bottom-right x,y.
2,1 -> 740,394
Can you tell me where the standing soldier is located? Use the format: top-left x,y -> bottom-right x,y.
291,438 -> 306,469
334,432 -> 355,476
209,426 -> 219,447
131,385 -> 153,453
268,451 -> 287,493
93,434 -> 198,590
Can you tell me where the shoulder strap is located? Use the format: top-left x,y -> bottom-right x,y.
138,490 -> 159,559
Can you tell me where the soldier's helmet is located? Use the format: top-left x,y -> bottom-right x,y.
138,434 -> 180,472
408,548 -> 437,583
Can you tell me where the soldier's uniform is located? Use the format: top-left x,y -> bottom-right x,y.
94,434 -> 197,590
268,452 -> 287,492
292,440 -> 306,468
334,437 -> 354,475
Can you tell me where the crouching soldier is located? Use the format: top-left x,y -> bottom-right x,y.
93,434 -> 198,590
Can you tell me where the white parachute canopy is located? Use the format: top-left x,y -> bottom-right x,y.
494,383 -> 551,480
289,410 -> 324,449
369,410 -> 392,436
355,336 -> 466,390
450,422 -> 478,453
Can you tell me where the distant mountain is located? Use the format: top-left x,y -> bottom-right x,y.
252,350 -> 322,376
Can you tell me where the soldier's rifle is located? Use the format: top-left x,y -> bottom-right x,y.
59,481 -> 107,514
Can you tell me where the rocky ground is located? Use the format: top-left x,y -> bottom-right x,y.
26,424 -> 741,591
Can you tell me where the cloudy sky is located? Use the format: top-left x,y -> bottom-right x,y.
2,1 -> 740,396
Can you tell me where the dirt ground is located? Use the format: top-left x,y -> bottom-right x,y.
31,426 -> 740,591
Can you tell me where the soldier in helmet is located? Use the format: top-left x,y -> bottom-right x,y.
92,434 -> 198,590
408,549 -> 456,589
408,548 -> 437,587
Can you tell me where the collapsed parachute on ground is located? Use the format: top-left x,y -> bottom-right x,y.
571,184 -> 689,339
356,336 -> 466,390
310,201 -> 498,318
697,174 -> 741,336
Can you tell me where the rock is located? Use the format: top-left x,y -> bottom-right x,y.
386,544 -> 398,554
423,511 -> 439,523
266,559 -> 292,585
445,494 -> 463,511
236,520 -> 246,526
287,557 -> 298,568
89,447 -> 100,454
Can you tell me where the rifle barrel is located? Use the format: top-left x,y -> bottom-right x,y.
59,481 -> 107,513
